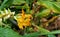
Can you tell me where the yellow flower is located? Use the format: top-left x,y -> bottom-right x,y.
16,9 -> 32,29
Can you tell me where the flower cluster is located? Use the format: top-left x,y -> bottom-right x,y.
16,9 -> 32,29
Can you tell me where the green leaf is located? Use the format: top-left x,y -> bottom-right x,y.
35,9 -> 50,18
37,1 -> 60,12
40,30 -> 60,35
57,0 -> 60,2
0,27 -> 22,37
25,0 -> 33,6
23,30 -> 60,37
52,3 -> 60,12
23,27 -> 56,37
48,35 -> 56,37
12,0 -> 25,5
38,0 -> 55,1
0,0 -> 14,10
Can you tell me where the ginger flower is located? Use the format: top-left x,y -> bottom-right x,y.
16,9 -> 32,29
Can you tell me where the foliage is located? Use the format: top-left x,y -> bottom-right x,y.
0,27 -> 22,37
0,0 -> 60,37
